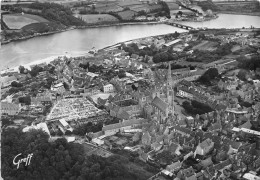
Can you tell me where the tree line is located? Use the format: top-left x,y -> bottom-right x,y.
187,42 -> 235,63
27,2 -> 86,26
2,128 -> 141,180
182,100 -> 213,115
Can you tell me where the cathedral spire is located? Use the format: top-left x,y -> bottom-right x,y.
167,62 -> 172,87
167,62 -> 175,115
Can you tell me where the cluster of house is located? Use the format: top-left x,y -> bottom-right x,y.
1,29 -> 260,179
213,32 -> 260,47
145,106 -> 260,180
176,80 -> 227,110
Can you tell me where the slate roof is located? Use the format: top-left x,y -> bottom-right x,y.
238,120 -> 252,129
199,157 -> 213,169
174,126 -> 193,136
1,102 -> 19,111
31,96 -> 52,102
168,143 -> 179,152
209,122 -> 222,131
117,109 -> 130,120
151,142 -> 163,151
182,166 -> 196,177
199,138 -> 214,149
166,161 -> 182,172
102,118 -> 148,131
214,159 -> 232,171
151,96 -> 168,113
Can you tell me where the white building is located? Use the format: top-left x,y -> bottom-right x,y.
1,102 -> 20,115
176,89 -> 193,99
1,75 -> 17,88
22,122 -> 50,136
103,84 -> 114,93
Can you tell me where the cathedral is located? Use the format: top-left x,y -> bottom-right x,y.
151,62 -> 175,124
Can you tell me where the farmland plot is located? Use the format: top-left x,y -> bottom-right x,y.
128,4 -> 162,12
80,14 -> 119,24
118,0 -> 142,7
166,2 -> 180,10
118,10 -> 138,20
95,5 -> 124,13
3,13 -> 48,29
192,41 -> 219,51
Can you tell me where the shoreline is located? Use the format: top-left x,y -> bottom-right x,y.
0,52 -> 92,74
217,11 -> 260,17
1,21 -> 163,45
1,31 -> 187,74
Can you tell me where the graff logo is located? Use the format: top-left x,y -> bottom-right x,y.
13,153 -> 33,169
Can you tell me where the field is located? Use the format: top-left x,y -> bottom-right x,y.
118,10 -> 138,20
95,4 -> 124,13
83,143 -> 113,158
22,22 -> 64,33
192,40 -> 219,51
166,2 -> 180,10
118,0 -> 143,7
128,4 -> 162,12
80,14 -> 119,24
231,45 -> 242,52
3,13 -> 48,29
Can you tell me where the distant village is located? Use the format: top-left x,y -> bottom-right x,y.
1,28 -> 260,180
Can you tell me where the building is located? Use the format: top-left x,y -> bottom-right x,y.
163,39 -> 183,47
31,96 -> 52,106
151,63 -> 175,124
1,75 -> 17,88
22,123 -> 50,137
194,138 -> 214,156
166,161 -> 182,173
103,84 -> 114,93
1,102 -> 20,115
102,118 -> 148,136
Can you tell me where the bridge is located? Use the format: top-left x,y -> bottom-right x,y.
164,21 -> 195,30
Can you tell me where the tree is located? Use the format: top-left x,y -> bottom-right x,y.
118,70 -> 126,79
19,66 -> 25,73
198,68 -> 219,85
2,126 -> 140,180
18,96 -> 31,105
237,69 -> 248,81
29,65 -> 43,77
124,7 -> 130,11
79,62 -> 89,70
11,81 -> 23,88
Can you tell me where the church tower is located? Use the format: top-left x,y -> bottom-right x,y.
166,62 -> 174,115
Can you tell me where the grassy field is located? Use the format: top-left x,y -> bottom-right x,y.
192,41 -> 219,51
128,4 -> 162,12
118,0 -> 143,7
118,10 -> 138,20
80,14 -> 119,24
95,4 -> 124,13
22,22 -> 64,32
231,45 -> 242,52
3,13 -> 48,29
166,2 -> 180,10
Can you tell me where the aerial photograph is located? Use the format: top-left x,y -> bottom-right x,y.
1,0 -> 260,179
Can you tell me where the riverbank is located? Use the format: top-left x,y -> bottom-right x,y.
0,52 -> 92,74
1,30 -> 185,74
1,21 -> 163,45
217,11 -> 260,17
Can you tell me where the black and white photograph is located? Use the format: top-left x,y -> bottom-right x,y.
1,0 -> 260,179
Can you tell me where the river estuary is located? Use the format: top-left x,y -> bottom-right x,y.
1,14 -> 260,70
